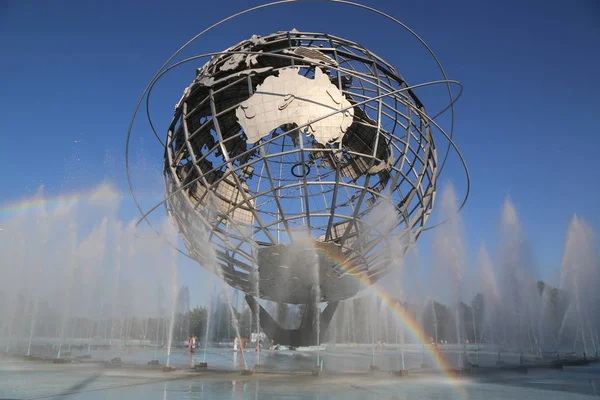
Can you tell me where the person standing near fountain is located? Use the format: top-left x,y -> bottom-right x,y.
234,336 -> 239,351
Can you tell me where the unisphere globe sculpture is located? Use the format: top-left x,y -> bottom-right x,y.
128,6 -> 467,347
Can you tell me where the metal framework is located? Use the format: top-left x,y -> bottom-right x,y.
126,1 -> 469,308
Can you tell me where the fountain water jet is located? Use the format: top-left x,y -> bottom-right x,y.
560,215 -> 599,355
309,241 -> 321,368
251,244 -> 260,367
164,219 -> 179,368
475,244 -> 499,346
26,192 -> 49,357
432,184 -> 467,367
203,276 -> 214,363
0,214 -> 27,354
57,220 -> 78,360
497,198 -> 541,353
108,223 -> 123,357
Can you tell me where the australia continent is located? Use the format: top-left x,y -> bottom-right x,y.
236,67 -> 354,145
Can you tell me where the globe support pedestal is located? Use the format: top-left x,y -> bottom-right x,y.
244,294 -> 338,347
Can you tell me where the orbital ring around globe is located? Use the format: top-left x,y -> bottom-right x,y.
126,0 -> 467,242
125,1 -> 470,306
130,51 -> 465,263
138,0 -> 459,166
128,51 -> 467,253
133,51 -> 465,243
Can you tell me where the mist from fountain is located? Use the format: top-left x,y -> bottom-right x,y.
322,184 -> 598,371
2,179 -> 599,374
0,184 -> 182,363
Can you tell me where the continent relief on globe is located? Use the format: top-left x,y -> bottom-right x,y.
235,67 -> 355,145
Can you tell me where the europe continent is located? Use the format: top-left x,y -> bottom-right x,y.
235,67 -> 355,145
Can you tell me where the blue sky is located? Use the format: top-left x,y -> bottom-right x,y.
1,0 -> 599,306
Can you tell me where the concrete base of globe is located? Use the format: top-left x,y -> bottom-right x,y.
245,290 -> 338,347
162,366 -> 174,372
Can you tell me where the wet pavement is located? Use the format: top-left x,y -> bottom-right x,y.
1,347 -> 599,399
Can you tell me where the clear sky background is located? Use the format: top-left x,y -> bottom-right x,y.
1,0 -> 599,307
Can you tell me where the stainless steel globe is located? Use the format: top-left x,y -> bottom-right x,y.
163,30 -> 443,305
